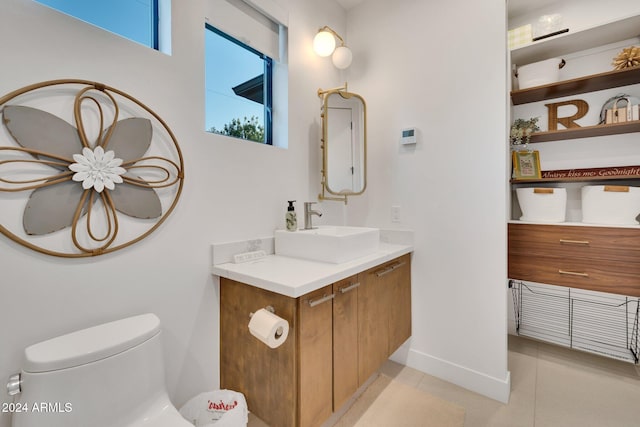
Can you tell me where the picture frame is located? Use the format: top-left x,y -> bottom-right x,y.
512,150 -> 541,180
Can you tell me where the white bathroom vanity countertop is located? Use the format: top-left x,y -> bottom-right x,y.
212,242 -> 413,298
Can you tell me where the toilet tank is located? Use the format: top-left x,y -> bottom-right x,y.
11,313 -> 172,427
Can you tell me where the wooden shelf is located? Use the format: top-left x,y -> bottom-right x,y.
510,14 -> 640,66
511,66 -> 640,105
523,121 -> 640,143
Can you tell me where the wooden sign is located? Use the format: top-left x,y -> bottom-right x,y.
541,165 -> 640,180
545,99 -> 589,130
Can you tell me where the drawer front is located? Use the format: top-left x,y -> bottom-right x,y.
509,223 -> 640,262
509,254 -> 640,297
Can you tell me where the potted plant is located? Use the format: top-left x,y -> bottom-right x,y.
510,117 -> 540,146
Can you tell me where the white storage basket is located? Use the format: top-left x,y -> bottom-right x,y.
517,58 -> 565,89
516,187 -> 567,223
581,185 -> 640,225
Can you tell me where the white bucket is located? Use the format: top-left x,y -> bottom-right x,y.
516,187 -> 567,222
581,185 -> 640,225
517,58 -> 565,89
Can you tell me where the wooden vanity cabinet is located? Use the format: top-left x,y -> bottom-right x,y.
219,254 -> 412,427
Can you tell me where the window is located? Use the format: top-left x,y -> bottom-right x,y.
205,25 -> 272,144
33,0 -> 168,51
204,0 -> 288,147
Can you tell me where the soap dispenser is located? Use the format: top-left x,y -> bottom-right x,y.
286,200 -> 297,231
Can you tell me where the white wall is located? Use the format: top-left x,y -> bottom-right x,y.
343,0 -> 511,401
0,0 -> 346,425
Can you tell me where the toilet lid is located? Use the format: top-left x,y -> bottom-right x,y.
23,313 -> 160,373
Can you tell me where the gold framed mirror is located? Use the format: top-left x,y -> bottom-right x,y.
318,84 -> 367,204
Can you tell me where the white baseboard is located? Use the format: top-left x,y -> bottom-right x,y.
391,347 -> 511,403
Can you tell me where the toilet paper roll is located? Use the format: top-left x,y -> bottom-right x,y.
248,308 -> 289,349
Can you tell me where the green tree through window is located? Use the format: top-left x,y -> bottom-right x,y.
210,116 -> 265,143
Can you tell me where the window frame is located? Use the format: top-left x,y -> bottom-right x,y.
33,0 -> 161,50
205,23 -> 274,145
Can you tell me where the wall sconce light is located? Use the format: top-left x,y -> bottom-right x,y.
313,26 -> 353,69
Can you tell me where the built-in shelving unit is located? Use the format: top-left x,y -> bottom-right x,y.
508,11 -> 640,366
511,66 -> 640,105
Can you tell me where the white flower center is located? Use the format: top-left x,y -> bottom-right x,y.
69,146 -> 126,193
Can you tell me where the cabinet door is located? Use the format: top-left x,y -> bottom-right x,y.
358,255 -> 413,385
388,254 -> 412,354
358,262 -> 391,385
220,278 -> 297,427
332,275 -> 360,410
298,285 -> 334,427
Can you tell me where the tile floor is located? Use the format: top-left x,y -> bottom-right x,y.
248,335 -> 640,426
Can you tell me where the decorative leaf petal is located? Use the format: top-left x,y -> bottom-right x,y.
23,180 -> 85,235
103,150 -> 115,163
82,178 -> 94,189
104,118 -> 152,162
73,153 -> 90,165
110,177 -> 162,219
93,146 -> 104,162
3,106 -> 83,164
69,164 -> 87,173
83,147 -> 95,163
72,171 -> 89,181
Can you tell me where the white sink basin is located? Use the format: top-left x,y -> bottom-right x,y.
275,226 -> 380,264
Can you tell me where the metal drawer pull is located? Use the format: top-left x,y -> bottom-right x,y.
308,293 -> 335,307
339,282 -> 360,293
559,269 -> 589,277
375,261 -> 406,277
559,239 -> 590,245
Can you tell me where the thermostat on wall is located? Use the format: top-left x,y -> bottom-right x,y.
401,128 -> 416,145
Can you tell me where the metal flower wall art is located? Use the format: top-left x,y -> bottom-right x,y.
0,80 -> 184,257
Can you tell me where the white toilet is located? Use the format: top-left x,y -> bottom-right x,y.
7,313 -> 192,427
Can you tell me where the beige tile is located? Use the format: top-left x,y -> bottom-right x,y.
537,340 -> 639,382
249,335 -> 640,427
508,343 -> 538,396
480,349 -> 537,427
379,359 -> 425,388
508,334 -> 539,358
414,371 -> 503,427
535,354 -> 640,427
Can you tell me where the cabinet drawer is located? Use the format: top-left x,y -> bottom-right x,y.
508,223 -> 640,262
509,254 -> 640,297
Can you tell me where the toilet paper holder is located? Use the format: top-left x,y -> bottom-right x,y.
249,306 -> 287,341
249,305 -> 276,319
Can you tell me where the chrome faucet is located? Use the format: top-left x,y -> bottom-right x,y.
304,202 -> 322,230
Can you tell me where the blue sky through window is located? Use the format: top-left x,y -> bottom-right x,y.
34,0 -> 155,48
205,26 -> 265,135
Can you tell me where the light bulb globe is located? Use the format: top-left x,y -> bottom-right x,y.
332,46 -> 353,69
313,31 -> 336,57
